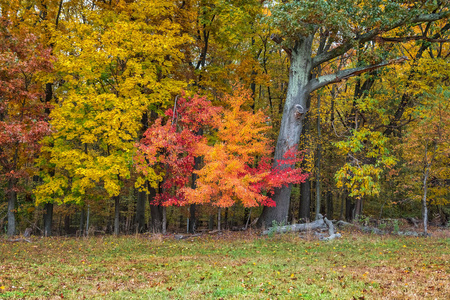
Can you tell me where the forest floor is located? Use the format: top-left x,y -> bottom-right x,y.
0,227 -> 449,299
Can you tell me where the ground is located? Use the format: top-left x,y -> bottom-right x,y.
0,227 -> 449,299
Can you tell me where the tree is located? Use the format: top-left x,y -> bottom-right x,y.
34,0 -> 190,235
0,19 -> 53,236
136,93 -> 221,232
183,86 -> 307,212
257,0 -> 450,227
401,56 -> 450,234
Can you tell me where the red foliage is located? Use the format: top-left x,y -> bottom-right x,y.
0,19 -> 53,189
136,94 -> 221,206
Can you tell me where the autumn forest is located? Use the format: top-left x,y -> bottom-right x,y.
1,0 -> 449,237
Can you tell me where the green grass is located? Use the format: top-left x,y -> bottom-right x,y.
0,230 -> 449,299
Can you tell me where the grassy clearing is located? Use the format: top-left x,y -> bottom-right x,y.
0,229 -> 449,299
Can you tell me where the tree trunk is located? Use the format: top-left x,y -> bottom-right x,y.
114,196 -> 120,236
422,146 -> 434,236
299,180 -> 311,221
345,197 -> 354,222
189,133 -> 202,234
162,206 -> 167,235
354,198 -> 363,219
326,191 -> 333,219
64,213 -> 70,235
258,36 -> 314,228
189,204 -> 196,234
224,207 -> 229,229
217,207 -> 221,231
150,204 -> 163,233
43,202 -> 53,237
315,94 -> 322,220
209,214 -> 214,230
79,209 -> 84,236
7,178 -> 16,236
86,204 -> 90,235
136,189 -> 146,233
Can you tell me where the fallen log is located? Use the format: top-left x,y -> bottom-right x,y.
262,215 -> 328,235
320,217 -> 342,241
262,214 -> 341,241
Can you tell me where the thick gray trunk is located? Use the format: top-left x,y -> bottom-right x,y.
43,202 -> 53,237
7,179 -> 16,236
258,36 -> 313,228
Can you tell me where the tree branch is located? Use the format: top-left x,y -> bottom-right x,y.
312,11 -> 450,68
379,36 -> 450,43
307,56 -> 408,93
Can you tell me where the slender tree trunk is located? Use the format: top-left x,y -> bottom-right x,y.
114,196 -> 120,236
7,178 -> 16,236
224,207 -> 228,229
257,36 -> 314,227
189,204 -> 196,234
326,191 -> 333,219
64,213 -> 70,235
86,204 -> 90,236
79,209 -> 84,236
209,214 -> 214,230
217,207 -> 221,231
136,189 -> 146,233
422,145 -> 436,236
43,202 -> 53,237
189,130 -> 203,233
162,206 -> 167,235
345,197 -> 354,222
354,198 -> 362,219
315,94 -> 322,220
299,180 -> 311,221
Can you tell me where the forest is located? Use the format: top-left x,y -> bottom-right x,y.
1,0 -> 449,237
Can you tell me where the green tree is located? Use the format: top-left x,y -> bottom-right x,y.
257,0 -> 449,227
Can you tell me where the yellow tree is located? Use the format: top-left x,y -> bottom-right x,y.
401,56 -> 450,234
35,0 -> 190,235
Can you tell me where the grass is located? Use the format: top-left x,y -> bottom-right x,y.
0,229 -> 449,299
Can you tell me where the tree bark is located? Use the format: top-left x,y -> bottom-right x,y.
189,204 -> 196,234
162,206 -> 167,235
189,130 -> 203,234
326,191 -> 333,219
258,36 -> 314,228
114,196 -> 120,236
79,209 -> 84,236
43,202 -> 53,237
217,207 -> 221,231
136,189 -> 146,233
299,180 -> 311,221
150,204 -> 163,233
7,178 -> 16,236
315,94 -> 322,220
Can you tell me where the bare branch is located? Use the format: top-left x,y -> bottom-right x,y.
307,56 -> 408,93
